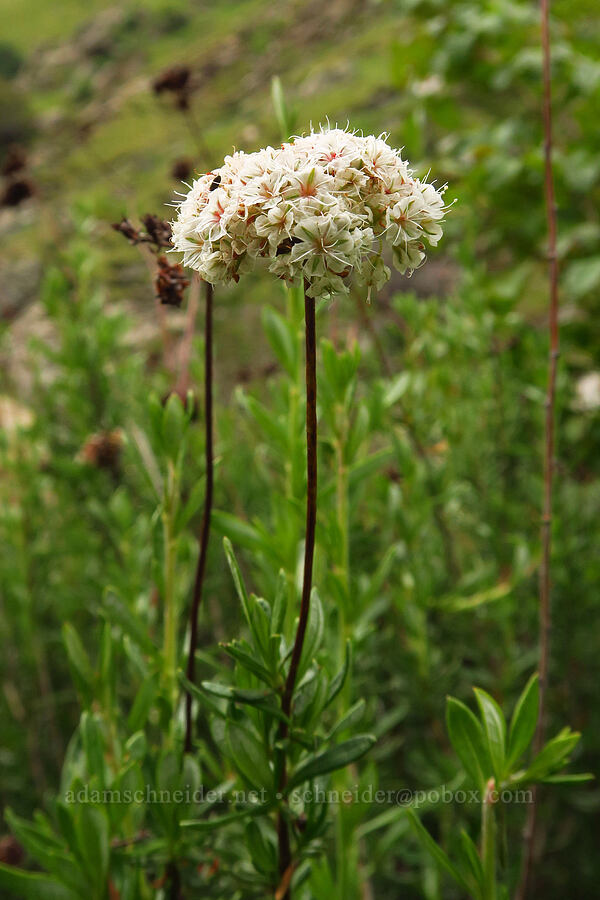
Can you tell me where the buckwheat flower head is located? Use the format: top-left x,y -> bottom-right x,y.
171,127 -> 448,298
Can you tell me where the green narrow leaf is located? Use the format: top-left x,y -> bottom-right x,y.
348,448 -> 394,487
75,806 -> 109,885
325,641 -> 351,708
182,800 -> 275,831
383,372 -> 411,407
297,668 -> 329,728
162,391 -> 186,459
296,589 -> 324,682
406,809 -> 469,891
80,711 -> 105,789
249,594 -> 273,664
271,570 -> 288,635
541,772 -> 594,784
245,820 -> 277,876
127,673 -> 159,732
62,623 -> 94,701
98,622 -> 113,706
153,751 -> 181,840
0,865 -> 75,900
226,721 -> 273,791
156,751 -> 180,796
103,589 -> 156,655
179,670 -> 227,721
446,697 -> 490,791
521,730 -> 581,782
200,681 -> 289,722
326,699 -> 366,742
288,735 -> 375,790
437,579 -> 515,613
201,682 -> 269,703
457,829 -> 484,899
238,392 -> 288,450
359,544 -> 403,608
345,405 -> 370,462
124,731 -> 147,761
4,810 -> 84,893
176,475 -> 207,531
221,641 -> 275,687
213,512 -> 274,559
271,75 -> 293,140
507,674 -> 539,769
223,537 -> 253,628
473,688 -> 506,783
55,804 -> 78,866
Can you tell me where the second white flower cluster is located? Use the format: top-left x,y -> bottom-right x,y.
172,127 -> 447,298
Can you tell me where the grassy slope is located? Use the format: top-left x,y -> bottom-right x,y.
4,1 -> 400,237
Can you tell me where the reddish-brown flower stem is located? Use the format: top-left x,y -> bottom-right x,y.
184,281 -> 214,753
516,1 -> 560,896
276,285 -> 318,898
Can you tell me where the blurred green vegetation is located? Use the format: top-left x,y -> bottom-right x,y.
0,0 -> 599,898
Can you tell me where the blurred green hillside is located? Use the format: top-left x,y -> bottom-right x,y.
1,0 -> 599,330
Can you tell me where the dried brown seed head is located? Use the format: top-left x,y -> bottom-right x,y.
1,178 -> 35,208
155,255 -> 189,307
141,214 -> 173,249
112,217 -> 142,244
152,65 -> 190,95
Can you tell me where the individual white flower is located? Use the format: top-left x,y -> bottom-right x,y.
171,126 -> 448,297
282,166 -> 336,205
393,240 -> 426,274
415,180 -> 446,246
196,188 -> 237,242
255,203 -> 295,252
386,195 -> 426,245
360,254 -> 391,299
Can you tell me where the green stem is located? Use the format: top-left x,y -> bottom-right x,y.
335,809 -> 347,899
481,782 -> 497,900
286,384 -> 299,500
334,432 -> 351,707
162,460 -> 179,714
335,434 -> 350,595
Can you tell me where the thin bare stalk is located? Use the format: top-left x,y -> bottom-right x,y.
516,2 -> 560,896
182,105 -> 212,164
276,284 -> 318,899
184,282 -> 214,753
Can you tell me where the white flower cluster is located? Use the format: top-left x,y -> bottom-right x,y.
172,127 -> 447,298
